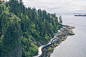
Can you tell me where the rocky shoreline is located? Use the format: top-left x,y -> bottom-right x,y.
41,25 -> 75,57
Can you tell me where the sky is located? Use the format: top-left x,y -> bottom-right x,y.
7,0 -> 86,13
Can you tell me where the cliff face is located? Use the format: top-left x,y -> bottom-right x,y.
17,24 -> 22,57
5,24 -> 22,57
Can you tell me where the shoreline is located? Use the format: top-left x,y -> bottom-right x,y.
42,25 -> 75,57
33,25 -> 75,57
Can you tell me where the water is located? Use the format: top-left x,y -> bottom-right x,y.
50,14 -> 86,57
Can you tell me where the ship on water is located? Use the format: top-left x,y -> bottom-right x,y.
74,14 -> 86,16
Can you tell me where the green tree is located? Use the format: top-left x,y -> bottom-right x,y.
0,0 -> 62,57
59,15 -> 62,24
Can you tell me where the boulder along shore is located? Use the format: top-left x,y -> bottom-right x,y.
41,25 -> 75,57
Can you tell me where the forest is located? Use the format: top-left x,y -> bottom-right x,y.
0,0 -> 62,57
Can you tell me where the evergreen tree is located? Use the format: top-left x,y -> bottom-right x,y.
59,15 -> 62,24
0,0 -> 62,57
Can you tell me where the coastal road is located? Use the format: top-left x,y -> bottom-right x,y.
33,29 -> 62,57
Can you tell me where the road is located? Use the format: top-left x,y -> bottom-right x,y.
33,28 -> 62,57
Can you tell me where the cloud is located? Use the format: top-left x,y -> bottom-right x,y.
22,0 -> 86,13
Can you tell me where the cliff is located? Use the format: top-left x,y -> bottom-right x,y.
5,23 -> 22,57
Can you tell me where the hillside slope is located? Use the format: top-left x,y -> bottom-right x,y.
0,0 -> 62,57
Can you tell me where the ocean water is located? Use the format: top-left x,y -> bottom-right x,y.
50,14 -> 86,57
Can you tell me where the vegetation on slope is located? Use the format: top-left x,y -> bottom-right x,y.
0,1 -> 20,57
0,0 -> 62,57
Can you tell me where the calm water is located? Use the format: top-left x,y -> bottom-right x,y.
50,14 -> 86,57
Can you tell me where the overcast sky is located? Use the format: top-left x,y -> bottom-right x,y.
7,0 -> 86,13
22,0 -> 86,13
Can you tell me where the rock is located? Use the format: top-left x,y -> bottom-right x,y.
41,25 -> 75,57
37,42 -> 42,46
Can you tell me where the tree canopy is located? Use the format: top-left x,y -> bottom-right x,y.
0,0 -> 62,57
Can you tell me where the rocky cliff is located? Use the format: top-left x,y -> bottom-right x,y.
4,24 -> 22,57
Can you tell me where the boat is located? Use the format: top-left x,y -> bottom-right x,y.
74,14 -> 86,16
